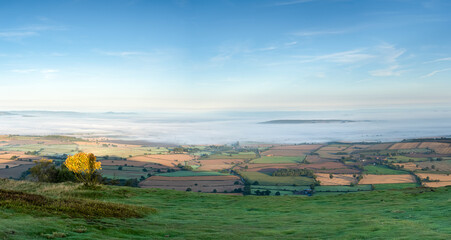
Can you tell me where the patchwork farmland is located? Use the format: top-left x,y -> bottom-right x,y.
1,135 -> 451,196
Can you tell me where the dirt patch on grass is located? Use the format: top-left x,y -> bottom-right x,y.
359,174 -> 416,184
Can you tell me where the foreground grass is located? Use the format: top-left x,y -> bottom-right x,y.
0,179 -> 450,239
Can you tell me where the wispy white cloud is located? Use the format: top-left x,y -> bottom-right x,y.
11,68 -> 59,74
0,31 -> 36,38
209,43 -> 250,63
292,29 -> 347,37
369,44 -> 406,77
294,49 -> 375,64
272,0 -> 315,6
426,57 -> 451,63
369,65 -> 402,77
96,50 -> 147,57
0,24 -> 64,40
421,68 -> 451,78
11,69 -> 38,73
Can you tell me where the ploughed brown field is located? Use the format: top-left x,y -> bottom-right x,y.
416,173 -> 451,187
139,175 -> 243,192
315,150 -> 347,160
0,151 -> 40,161
315,173 -> 356,185
389,142 -> 421,150
197,159 -> 245,171
262,149 -> 309,157
359,174 -> 416,184
342,144 -> 371,153
394,161 -> 451,172
0,164 -> 35,178
241,161 -> 358,174
128,154 -> 194,167
317,145 -> 347,151
418,142 -> 450,149
365,143 -> 392,150
99,159 -> 168,169
0,151 -> 40,171
270,145 -> 323,150
417,142 -> 451,154
262,144 -> 322,157
0,138 -> 71,146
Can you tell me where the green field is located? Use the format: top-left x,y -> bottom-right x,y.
0,144 -> 78,156
101,165 -> 148,179
156,171 -> 229,177
239,171 -> 314,186
250,189 -> 294,196
252,156 -> 305,164
77,145 -> 151,158
251,185 -> 311,196
0,179 -> 450,239
373,183 -> 419,190
206,152 -> 256,160
364,165 -> 409,175
315,185 -> 372,192
387,155 -> 428,163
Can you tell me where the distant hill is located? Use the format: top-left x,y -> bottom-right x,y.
259,119 -> 362,124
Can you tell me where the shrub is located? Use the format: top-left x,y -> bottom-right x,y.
29,159 -> 76,183
65,153 -> 102,187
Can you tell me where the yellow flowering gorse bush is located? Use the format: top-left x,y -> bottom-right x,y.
65,152 -> 101,186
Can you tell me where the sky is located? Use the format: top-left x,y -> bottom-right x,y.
0,0 -> 450,111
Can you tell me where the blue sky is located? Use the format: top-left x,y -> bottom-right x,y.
0,0 -> 450,111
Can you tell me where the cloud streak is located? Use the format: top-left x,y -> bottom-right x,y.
293,49 -> 375,64
421,68 -> 451,78
292,30 -> 347,37
272,0 -> 315,6
97,51 -> 147,57
0,24 -> 64,40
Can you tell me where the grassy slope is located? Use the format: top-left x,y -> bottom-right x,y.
0,180 -> 450,239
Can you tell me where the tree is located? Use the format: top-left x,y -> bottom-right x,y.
29,159 -> 76,183
329,173 -> 334,179
275,191 -> 281,196
65,152 -> 102,187
30,159 -> 57,182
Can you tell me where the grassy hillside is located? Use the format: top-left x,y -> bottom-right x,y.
0,179 -> 450,239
